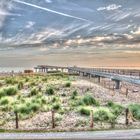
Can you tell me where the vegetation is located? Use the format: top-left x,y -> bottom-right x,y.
0,97 -> 9,105
30,88 -> 38,96
46,87 -> 54,95
71,90 -> 78,99
52,103 -> 61,111
128,104 -> 140,120
18,81 -> 24,90
94,109 -> 114,125
0,74 -> 138,131
0,87 -> 17,97
65,82 -> 71,87
80,95 -> 99,106
107,101 -> 124,116
79,107 -> 90,116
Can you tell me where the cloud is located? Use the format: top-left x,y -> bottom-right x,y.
107,11 -> 131,21
13,0 -> 90,22
0,0 -> 14,29
45,0 -> 52,3
25,21 -> 35,28
97,4 -> 122,11
131,27 -> 140,35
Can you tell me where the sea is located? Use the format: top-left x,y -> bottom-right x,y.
0,67 -> 34,73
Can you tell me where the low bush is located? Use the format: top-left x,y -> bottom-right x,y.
128,104 -> 140,120
107,101 -> 124,116
65,82 -> 71,87
15,102 -> 41,115
51,97 -> 59,103
0,97 -> 9,105
25,77 -> 29,82
30,82 -> 36,86
61,93 -> 66,97
71,90 -> 78,99
94,109 -> 114,123
42,77 -> 47,82
16,104 -> 31,114
30,103 -> 40,112
107,101 -> 114,107
30,88 -> 38,96
79,107 -> 90,116
2,87 -> 17,96
52,103 -> 61,110
5,78 -> 17,84
18,81 -> 24,90
46,88 -> 54,95
0,89 -> 5,98
81,95 -> 99,106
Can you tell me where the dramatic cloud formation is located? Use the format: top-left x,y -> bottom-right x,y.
97,4 -> 122,11
0,0 -> 140,67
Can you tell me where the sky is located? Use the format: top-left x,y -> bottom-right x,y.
0,0 -> 140,68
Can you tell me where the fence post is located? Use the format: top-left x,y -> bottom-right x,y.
15,111 -> 19,129
126,88 -> 128,97
52,110 -> 55,129
90,111 -> 94,128
125,108 -> 129,125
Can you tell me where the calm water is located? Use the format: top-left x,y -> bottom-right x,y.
0,67 -> 34,73
0,66 -> 139,73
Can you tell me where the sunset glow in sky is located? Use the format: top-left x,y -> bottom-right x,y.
0,0 -> 140,67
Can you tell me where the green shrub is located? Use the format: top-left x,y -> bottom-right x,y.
79,107 -> 90,116
42,77 -> 47,82
107,101 -> 124,116
51,97 -> 59,103
1,105 -> 10,112
40,98 -> 46,104
25,77 -> 29,82
52,103 -> 61,110
5,78 -> 17,84
128,104 -> 140,120
46,88 -> 54,95
65,82 -> 71,87
16,102 -> 41,115
61,93 -> 66,97
30,103 -> 40,112
73,90 -> 78,96
30,82 -> 36,86
17,104 -> 31,114
0,97 -> 9,105
31,96 -> 46,105
71,90 -> 78,99
82,95 -> 99,106
30,88 -> 38,96
0,89 -> 5,98
107,101 -> 114,107
4,87 -> 17,96
18,81 -> 23,90
94,109 -> 114,123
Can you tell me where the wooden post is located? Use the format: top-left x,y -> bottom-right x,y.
15,111 -> 19,129
90,111 -> 94,128
125,108 -> 129,125
113,84 -> 115,91
52,110 -> 55,128
126,88 -> 128,97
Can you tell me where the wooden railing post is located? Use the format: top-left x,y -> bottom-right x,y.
126,88 -> 128,97
125,108 -> 129,125
15,111 -> 19,129
90,111 -> 94,128
52,110 -> 55,129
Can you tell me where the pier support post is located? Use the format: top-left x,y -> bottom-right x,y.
97,76 -> 100,83
115,80 -> 120,89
